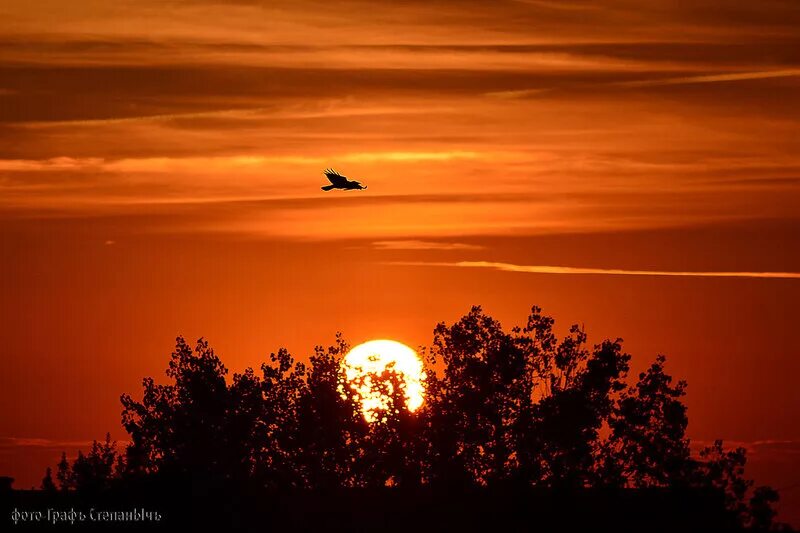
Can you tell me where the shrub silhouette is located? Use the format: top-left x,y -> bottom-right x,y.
47,305 -> 785,530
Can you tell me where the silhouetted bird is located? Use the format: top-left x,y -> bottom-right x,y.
320,169 -> 368,191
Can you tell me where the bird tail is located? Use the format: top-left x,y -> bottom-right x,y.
321,185 -> 336,191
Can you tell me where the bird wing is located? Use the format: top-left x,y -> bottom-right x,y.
324,169 -> 348,186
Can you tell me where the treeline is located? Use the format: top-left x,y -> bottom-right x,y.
45,306 -> 784,530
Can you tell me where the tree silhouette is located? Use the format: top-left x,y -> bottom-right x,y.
350,364 -> 425,487
42,305 -> 787,530
68,433 -> 119,493
120,337 -> 232,484
424,307 -> 530,486
294,335 -> 371,488
601,354 -> 691,487
56,452 -> 71,491
690,440 -> 784,530
520,328 -> 629,487
40,467 -> 56,493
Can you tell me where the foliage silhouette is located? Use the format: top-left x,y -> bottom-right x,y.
601,354 -> 691,487
42,305 -> 788,531
40,467 -> 56,493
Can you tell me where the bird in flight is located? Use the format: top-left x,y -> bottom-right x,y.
320,169 -> 368,191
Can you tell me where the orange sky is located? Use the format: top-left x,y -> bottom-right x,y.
1,0 -> 800,523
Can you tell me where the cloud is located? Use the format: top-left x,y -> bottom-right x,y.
372,240 -> 484,250
511,0 -> 604,12
17,102 -> 456,128
690,440 -> 800,463
18,107 -> 274,127
393,260 -> 800,280
487,68 -> 800,99
0,151 -> 480,173
750,440 -> 800,456
613,69 -> 800,88
486,88 -> 553,99
1,0 -> 799,243
0,437 -> 98,449
340,151 -> 477,163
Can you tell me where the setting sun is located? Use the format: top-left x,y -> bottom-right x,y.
340,339 -> 426,422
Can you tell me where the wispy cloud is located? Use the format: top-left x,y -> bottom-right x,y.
486,88 -> 552,99
17,107 -> 273,127
487,68 -> 800,99
18,103 -> 453,128
690,439 -> 800,459
613,68 -> 800,88
372,240 -> 484,251
0,151 -> 480,173
393,261 -> 800,279
0,437 -> 99,449
512,0 -> 605,12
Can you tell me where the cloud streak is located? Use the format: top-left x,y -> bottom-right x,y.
372,240 -> 484,250
613,68 -> 800,88
488,68 -> 800,98
0,437 -> 101,449
394,261 -> 800,279
0,151 -> 480,172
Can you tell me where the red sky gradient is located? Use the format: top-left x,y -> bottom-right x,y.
1,0 -> 800,524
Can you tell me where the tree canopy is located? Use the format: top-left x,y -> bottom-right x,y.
48,305 -> 785,530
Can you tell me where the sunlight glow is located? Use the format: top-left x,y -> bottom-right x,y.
340,340 -> 426,423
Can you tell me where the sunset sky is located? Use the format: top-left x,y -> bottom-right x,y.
2,0 -> 800,523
